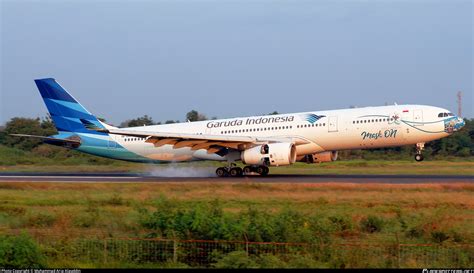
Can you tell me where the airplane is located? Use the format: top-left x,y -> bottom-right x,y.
12,78 -> 466,177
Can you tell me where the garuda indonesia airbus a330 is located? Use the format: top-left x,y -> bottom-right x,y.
13,78 -> 466,177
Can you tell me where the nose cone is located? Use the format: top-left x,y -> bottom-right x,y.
444,116 -> 465,133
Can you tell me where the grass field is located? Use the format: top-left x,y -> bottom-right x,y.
1,150 -> 473,267
2,160 -> 474,175
1,181 -> 473,242
1,179 -> 473,268
1,143 -> 473,175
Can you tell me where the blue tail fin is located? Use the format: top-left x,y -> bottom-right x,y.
34,78 -> 107,134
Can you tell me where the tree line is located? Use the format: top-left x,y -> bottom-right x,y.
0,112 -> 472,158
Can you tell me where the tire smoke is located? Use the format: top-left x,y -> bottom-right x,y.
146,164 -> 216,177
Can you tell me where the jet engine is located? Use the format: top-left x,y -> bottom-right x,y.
241,143 -> 297,166
299,151 -> 338,163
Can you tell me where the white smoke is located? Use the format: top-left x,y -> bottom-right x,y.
146,164 -> 216,177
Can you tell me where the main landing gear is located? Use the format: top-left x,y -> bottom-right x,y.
216,164 -> 269,177
415,143 -> 425,162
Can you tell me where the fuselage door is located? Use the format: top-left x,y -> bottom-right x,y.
328,116 -> 338,132
413,110 -> 423,126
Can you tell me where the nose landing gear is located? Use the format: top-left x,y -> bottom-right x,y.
415,143 -> 425,162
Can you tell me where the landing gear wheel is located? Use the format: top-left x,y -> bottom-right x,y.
262,166 -> 269,176
229,167 -> 243,177
415,154 -> 424,162
414,143 -> 425,162
243,166 -> 252,175
216,167 -> 228,177
256,166 -> 266,176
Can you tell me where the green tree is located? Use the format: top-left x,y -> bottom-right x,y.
2,117 -> 56,150
165,120 -> 180,124
267,111 -> 279,115
120,115 -> 155,127
0,233 -> 46,268
186,110 -> 207,122
41,115 -> 56,132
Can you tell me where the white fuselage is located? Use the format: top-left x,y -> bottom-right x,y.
108,104 -> 460,163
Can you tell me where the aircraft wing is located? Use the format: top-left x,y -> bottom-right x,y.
106,129 -> 310,153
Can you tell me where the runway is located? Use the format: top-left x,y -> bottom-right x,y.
0,173 -> 472,184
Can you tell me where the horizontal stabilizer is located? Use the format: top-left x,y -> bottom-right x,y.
9,134 -> 81,148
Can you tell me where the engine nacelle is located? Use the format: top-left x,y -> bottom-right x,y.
241,143 -> 297,166
300,151 -> 338,163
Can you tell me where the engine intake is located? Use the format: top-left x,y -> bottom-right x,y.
241,143 -> 296,166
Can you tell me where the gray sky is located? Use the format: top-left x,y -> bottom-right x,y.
1,0 -> 472,126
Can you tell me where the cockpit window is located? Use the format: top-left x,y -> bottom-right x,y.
438,112 -> 454,117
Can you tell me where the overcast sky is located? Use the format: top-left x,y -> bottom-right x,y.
1,0 -> 472,126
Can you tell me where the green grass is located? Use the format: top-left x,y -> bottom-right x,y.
1,144 -> 473,175
2,160 -> 473,175
0,182 -> 472,241
0,182 -> 472,268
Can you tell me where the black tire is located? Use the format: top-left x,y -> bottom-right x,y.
243,166 -> 252,175
256,166 -> 265,175
216,167 -> 227,177
415,154 -> 424,162
236,167 -> 243,176
262,166 -> 269,176
229,167 -> 241,177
